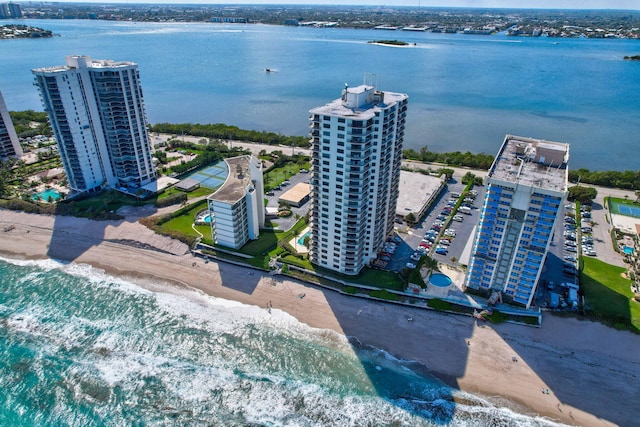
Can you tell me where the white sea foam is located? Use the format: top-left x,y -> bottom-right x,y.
0,256 -> 571,426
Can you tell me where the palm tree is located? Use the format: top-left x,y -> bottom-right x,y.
423,255 -> 439,277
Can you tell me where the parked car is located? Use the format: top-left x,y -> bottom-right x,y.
405,263 -> 417,269
410,253 -> 422,262
439,240 -> 451,246
564,255 -> 577,262
565,246 -> 577,253
435,247 -> 448,255
452,215 -> 464,222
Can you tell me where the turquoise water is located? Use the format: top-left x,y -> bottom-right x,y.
623,246 -> 634,255
31,188 -> 61,202
1,20 -> 640,170
297,230 -> 311,245
0,256 -> 565,426
430,273 -> 453,287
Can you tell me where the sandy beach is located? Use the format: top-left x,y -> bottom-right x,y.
0,209 -> 638,426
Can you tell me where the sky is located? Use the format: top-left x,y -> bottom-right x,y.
34,0 -> 640,10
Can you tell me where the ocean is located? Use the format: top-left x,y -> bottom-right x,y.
0,256 -> 565,426
1,20 -> 639,170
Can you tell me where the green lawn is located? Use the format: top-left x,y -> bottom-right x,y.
157,186 -> 214,201
158,200 -> 208,237
239,229 -> 286,256
264,162 -> 310,190
581,257 -> 639,332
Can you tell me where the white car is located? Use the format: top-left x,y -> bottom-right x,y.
405,263 -> 417,269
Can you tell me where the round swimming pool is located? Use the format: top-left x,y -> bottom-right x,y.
429,273 -> 452,288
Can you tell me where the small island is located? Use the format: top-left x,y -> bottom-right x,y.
367,39 -> 410,46
0,24 -> 53,39
623,54 -> 640,60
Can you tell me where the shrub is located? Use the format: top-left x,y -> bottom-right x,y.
369,289 -> 399,301
156,192 -> 187,207
428,299 -> 452,311
486,310 -> 508,324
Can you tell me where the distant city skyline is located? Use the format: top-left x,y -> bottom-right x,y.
29,0 -> 640,11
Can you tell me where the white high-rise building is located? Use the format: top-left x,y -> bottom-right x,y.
465,135 -> 569,308
33,55 -> 155,195
0,89 -> 23,160
207,155 -> 265,249
309,83 -> 408,275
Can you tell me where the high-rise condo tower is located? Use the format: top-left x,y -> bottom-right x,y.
33,55 -> 155,195
465,135 -> 569,308
309,83 -> 408,275
0,89 -> 23,160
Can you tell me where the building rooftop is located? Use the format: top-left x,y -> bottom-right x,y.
396,171 -> 444,217
279,182 -> 311,205
208,155 -> 258,204
310,84 -> 407,120
32,55 -> 137,74
489,135 -> 569,193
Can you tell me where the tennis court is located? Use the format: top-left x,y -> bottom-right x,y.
182,161 -> 228,189
609,199 -> 640,218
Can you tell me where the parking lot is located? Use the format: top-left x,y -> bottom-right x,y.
535,203 -> 597,309
265,171 -> 311,230
387,179 -> 486,272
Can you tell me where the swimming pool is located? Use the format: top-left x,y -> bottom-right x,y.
429,273 -> 452,288
32,188 -> 62,202
203,214 -> 212,224
623,246 -> 634,255
297,231 -> 311,245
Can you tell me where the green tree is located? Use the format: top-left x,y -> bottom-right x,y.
438,168 -> 455,181
567,185 -> 597,204
461,171 -> 476,185
423,256 -> 439,276
404,212 -> 417,225
0,161 -> 12,197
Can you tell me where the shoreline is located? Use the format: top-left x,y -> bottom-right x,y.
1,209 -> 638,426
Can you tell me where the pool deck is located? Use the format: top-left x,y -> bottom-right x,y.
289,226 -> 310,254
418,264 -> 480,305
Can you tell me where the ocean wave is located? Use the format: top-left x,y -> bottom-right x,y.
0,257 -> 569,426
